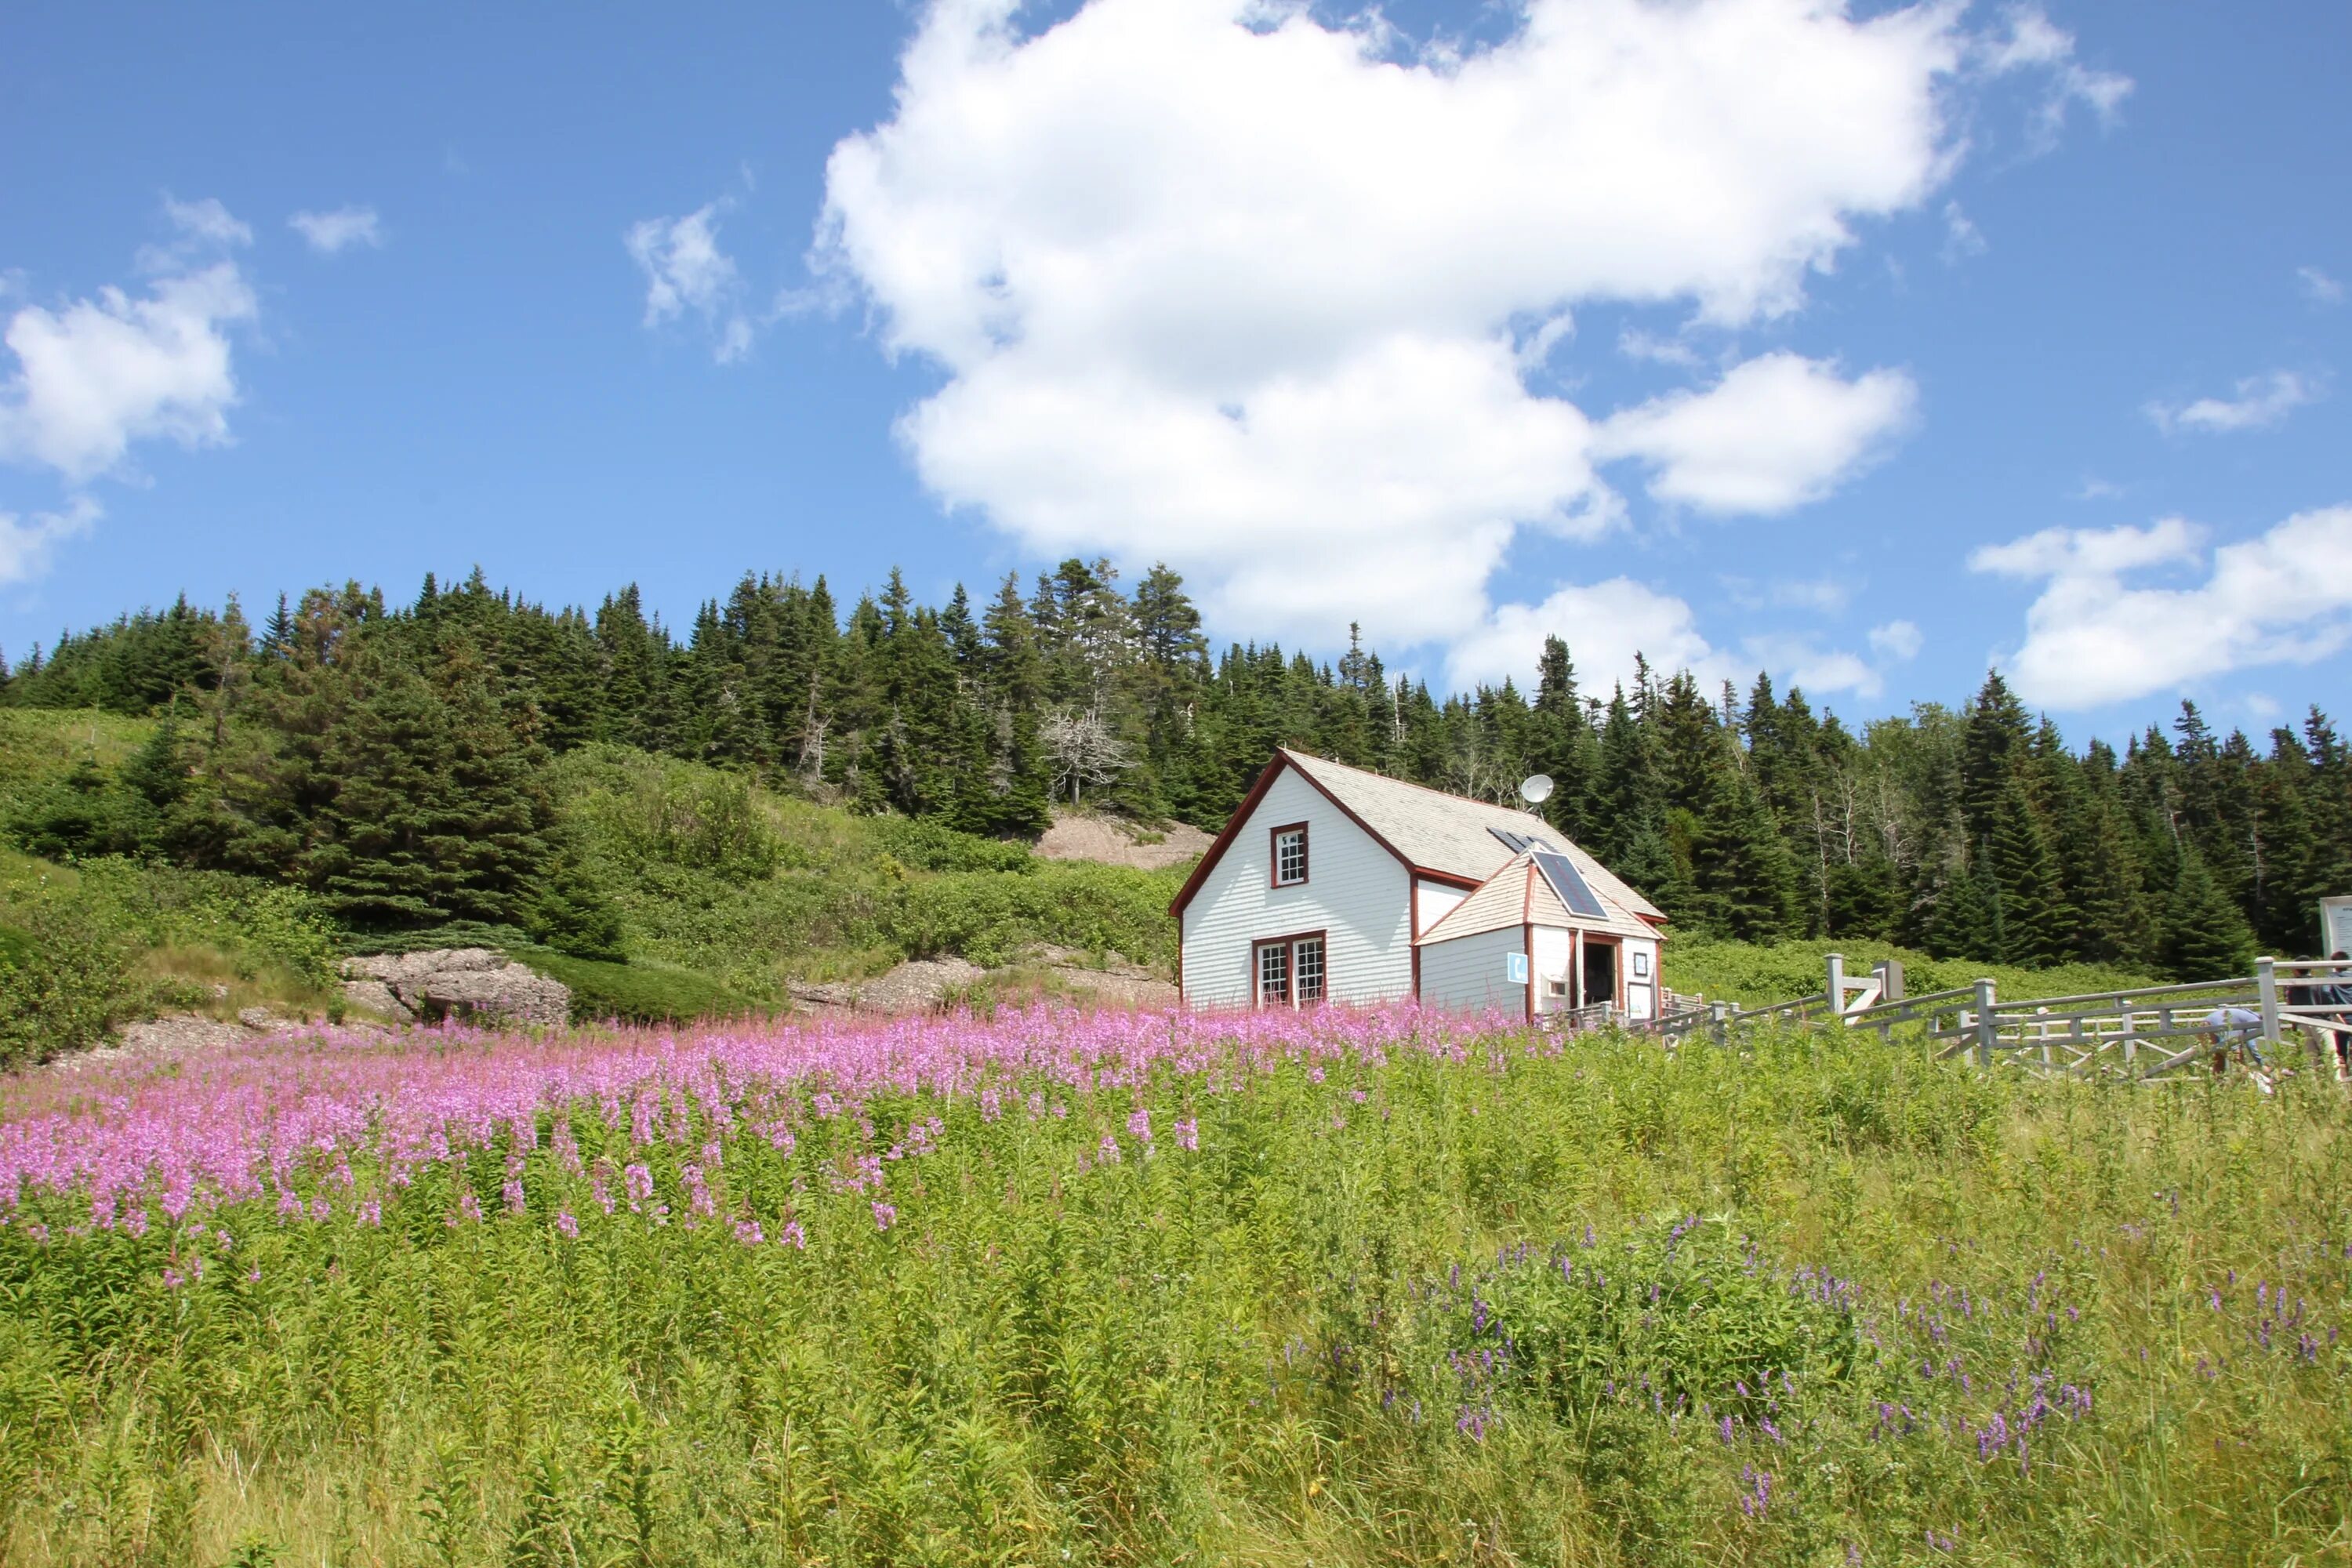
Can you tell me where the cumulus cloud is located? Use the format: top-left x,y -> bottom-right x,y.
289,205 -> 383,254
1595,352 -> 1916,514
2147,369 -> 2320,434
1972,507 -> 2352,707
815,0 -> 2105,654
626,202 -> 754,362
1446,577 -> 1894,700
0,495 -> 100,588
0,200 -> 257,482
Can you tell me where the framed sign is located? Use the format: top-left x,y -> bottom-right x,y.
1505,952 -> 1529,985
2324,896 -> 2352,956
1632,950 -> 1650,978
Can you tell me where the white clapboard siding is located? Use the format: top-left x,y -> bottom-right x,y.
1415,877 -> 1468,936
1180,767 -> 1413,1007
1532,927 -> 1572,1011
1417,925 -> 1530,1015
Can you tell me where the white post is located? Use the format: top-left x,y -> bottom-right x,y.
1826,952 -> 1846,1018
1973,978 -> 1998,1068
2255,956 -> 2281,1052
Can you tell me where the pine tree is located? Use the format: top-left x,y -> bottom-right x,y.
2157,848 -> 2259,981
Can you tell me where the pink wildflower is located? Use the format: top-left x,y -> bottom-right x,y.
872,1201 -> 897,1232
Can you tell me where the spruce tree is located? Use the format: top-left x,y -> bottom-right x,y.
2157,848 -> 2259,982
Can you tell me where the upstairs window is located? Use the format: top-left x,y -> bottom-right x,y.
1271,824 -> 1309,887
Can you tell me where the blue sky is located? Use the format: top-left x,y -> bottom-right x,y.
2,1 -> 2347,740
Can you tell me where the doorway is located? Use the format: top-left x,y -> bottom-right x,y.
1581,939 -> 1617,1009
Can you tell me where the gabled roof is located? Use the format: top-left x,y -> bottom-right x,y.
1168,746 -> 1666,924
1415,848 -> 1659,946
1279,750 -> 1664,920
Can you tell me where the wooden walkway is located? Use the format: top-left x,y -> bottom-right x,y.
1623,954 -> 2352,1083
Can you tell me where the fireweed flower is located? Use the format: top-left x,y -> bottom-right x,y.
1174,1117 -> 1200,1152
872,1202 -> 897,1232
780,1220 -> 807,1250
556,1210 -> 579,1239
1127,1108 -> 1152,1144
1098,1134 -> 1122,1164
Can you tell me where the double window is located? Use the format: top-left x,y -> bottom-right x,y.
1254,932 -> 1327,1007
1270,823 -> 1309,887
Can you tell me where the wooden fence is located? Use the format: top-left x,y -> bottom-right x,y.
1628,953 -> 2352,1083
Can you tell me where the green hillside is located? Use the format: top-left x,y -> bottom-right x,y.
0,708 -> 1181,1062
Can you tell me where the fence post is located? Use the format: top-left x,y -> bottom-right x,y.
1973,978 -> 1997,1068
1878,960 -> 1904,1003
1711,1000 -> 1731,1048
2255,956 -> 2281,1052
1826,953 -> 1846,1021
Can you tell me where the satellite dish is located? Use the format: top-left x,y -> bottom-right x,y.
1519,774 -> 1555,806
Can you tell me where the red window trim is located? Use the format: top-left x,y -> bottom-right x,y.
1252,927 -> 1329,1007
1268,821 -> 1311,888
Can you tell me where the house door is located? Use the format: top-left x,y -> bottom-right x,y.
1581,940 -> 1617,1009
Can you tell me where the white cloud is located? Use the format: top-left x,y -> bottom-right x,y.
1617,327 -> 1700,368
0,201 -> 257,482
1973,506 -> 2352,707
1976,4 -> 2132,147
158,197 -> 252,253
1595,352 -> 1916,514
2074,475 -> 2125,501
289,205 -> 383,254
1448,579 -> 1738,695
1722,574 -> 1853,614
2147,370 -> 2320,434
2298,266 -> 2343,307
1446,577 -> 1891,701
626,202 -> 755,362
817,0 -> 2103,653
0,495 -> 100,587
1868,618 -> 1923,661
1941,201 -> 1986,263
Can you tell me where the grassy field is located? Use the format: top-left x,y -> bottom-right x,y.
1663,935 -> 2163,1010
2,1004 -> 2347,1566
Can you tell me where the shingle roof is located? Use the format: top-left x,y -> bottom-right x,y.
1414,849 -> 1660,945
1279,748 -> 1664,922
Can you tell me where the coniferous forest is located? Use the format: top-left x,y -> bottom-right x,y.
5,557 -> 2349,976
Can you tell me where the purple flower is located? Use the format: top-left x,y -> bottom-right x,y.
872,1201 -> 897,1232
556,1210 -> 579,1239
1174,1116 -> 1200,1152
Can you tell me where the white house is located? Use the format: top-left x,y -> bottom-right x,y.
1169,748 -> 1665,1020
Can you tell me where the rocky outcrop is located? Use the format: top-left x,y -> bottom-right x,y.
789,957 -> 986,1015
339,949 -> 571,1028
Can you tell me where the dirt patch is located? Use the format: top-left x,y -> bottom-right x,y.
1034,811 -> 1212,871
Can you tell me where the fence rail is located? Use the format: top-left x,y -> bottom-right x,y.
1625,953 -> 2352,1084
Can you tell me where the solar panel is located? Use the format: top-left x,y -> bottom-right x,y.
1532,850 -> 1608,920
1490,826 -> 1561,856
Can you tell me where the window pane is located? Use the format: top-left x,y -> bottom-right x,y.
1294,938 -> 1324,1003
1258,942 -> 1290,1004
1275,829 -> 1307,884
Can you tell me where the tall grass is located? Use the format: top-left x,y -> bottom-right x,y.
2,1007 -> 2347,1565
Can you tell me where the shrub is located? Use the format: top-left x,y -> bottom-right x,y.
517,948 -> 757,1025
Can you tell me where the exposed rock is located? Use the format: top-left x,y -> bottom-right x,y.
1035,811 -> 1212,872
114,1014 -> 252,1054
337,948 -> 570,1029
339,978 -> 416,1022
789,957 -> 987,1015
